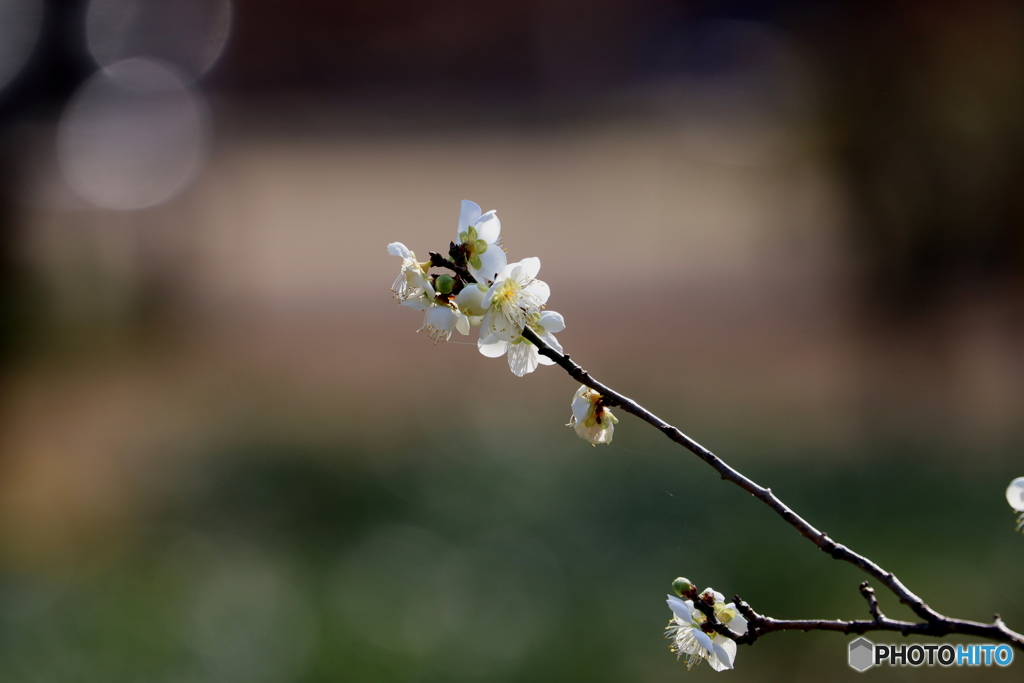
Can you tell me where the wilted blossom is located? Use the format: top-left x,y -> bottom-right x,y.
567,385 -> 618,445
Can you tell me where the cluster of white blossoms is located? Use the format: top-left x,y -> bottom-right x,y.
388,199 -> 559,365
389,200 -> 617,445
1007,478 -> 1024,532
665,580 -> 747,672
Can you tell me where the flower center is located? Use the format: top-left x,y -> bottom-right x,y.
458,225 -> 478,245
495,279 -> 520,307
715,606 -> 736,624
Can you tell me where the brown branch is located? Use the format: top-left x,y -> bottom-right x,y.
727,585 -> 1020,647
519,326 -> 1024,650
428,249 -> 472,283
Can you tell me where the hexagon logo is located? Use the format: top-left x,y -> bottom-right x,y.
848,637 -> 875,672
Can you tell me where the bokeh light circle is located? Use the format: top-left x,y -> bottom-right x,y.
86,0 -> 232,80
0,0 -> 44,94
57,57 -> 209,211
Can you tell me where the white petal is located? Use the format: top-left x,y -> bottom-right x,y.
588,422 -> 614,444
710,637 -> 736,671
522,279 -> 550,306
692,629 -> 714,655
387,242 -> 413,258
455,311 -> 470,335
576,420 -> 606,443
1007,477 -> 1024,512
474,210 -> 501,244
401,296 -> 432,311
424,306 -> 456,337
469,244 -> 507,283
456,284 -> 488,317
517,256 -> 541,280
419,276 -> 436,301
477,333 -> 509,358
508,342 -> 539,377
538,310 -> 565,334
493,263 -> 516,283
667,596 -> 692,623
536,330 -> 562,365
487,307 -> 525,342
726,610 -> 748,637
481,282 -> 499,309
457,200 -> 481,240
570,386 -> 593,424
538,331 -> 563,356
392,272 -> 407,298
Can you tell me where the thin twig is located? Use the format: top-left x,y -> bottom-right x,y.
859,581 -> 884,622
519,326 -> 1024,650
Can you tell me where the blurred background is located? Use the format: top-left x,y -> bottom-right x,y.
0,0 -> 1022,680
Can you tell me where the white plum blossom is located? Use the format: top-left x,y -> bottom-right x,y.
456,200 -> 506,283
567,385 -> 618,445
422,304 -> 470,342
401,290 -> 469,343
665,591 -> 747,671
478,310 -> 565,377
388,241 -> 472,342
481,258 -> 550,342
1007,477 -> 1024,532
388,242 -> 434,303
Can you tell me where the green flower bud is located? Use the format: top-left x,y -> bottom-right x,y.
436,274 -> 455,294
672,577 -> 694,597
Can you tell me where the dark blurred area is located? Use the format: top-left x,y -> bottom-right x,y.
0,1 -> 1023,681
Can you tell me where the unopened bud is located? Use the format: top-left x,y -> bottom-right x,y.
436,274 -> 455,294
672,577 -> 695,597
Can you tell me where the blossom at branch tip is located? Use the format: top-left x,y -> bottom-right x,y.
478,310 -> 565,376
567,385 -> 618,445
1007,477 -> 1024,532
665,590 -> 747,671
481,258 -> 550,342
402,290 -> 470,343
456,200 -> 506,283
388,242 -> 434,303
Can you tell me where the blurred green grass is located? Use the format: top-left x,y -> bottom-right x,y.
0,431 -> 1020,682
